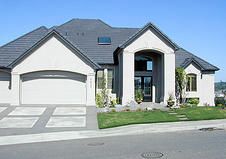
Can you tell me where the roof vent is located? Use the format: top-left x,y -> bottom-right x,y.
98,37 -> 111,45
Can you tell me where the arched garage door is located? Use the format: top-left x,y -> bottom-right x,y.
21,71 -> 86,105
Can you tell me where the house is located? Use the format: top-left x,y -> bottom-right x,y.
0,19 -> 219,107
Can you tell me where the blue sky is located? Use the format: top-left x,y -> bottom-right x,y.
0,0 -> 225,81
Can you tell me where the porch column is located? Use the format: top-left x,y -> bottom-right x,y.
152,85 -> 155,102
163,53 -> 175,103
11,72 -> 20,106
122,51 -> 135,105
86,72 -> 96,106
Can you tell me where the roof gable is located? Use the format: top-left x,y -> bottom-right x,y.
10,29 -> 100,69
119,23 -> 179,50
0,26 -> 49,68
175,48 -> 219,71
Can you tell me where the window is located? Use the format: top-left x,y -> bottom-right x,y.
147,61 -> 152,71
107,69 -> 114,89
96,69 -> 114,90
186,74 -> 197,92
135,55 -> 152,71
97,70 -> 104,89
98,37 -> 111,45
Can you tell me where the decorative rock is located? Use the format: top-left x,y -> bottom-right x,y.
146,107 -> 153,111
128,101 -> 137,107
179,118 -> 188,120
115,104 -> 123,108
169,112 -> 178,115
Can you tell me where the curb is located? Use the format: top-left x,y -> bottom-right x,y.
0,119 -> 225,146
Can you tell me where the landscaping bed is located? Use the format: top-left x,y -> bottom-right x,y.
97,106 -> 226,129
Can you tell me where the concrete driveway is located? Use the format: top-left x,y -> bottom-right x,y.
0,105 -> 98,136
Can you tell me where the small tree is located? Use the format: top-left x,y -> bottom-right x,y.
175,67 -> 186,104
100,72 -> 110,107
96,72 -> 109,108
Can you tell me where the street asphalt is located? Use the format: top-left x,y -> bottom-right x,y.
0,129 -> 225,159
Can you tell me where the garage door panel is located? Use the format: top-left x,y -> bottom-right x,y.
21,72 -> 86,104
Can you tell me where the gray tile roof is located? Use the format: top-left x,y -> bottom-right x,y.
0,19 -> 219,71
175,48 -> 219,71
56,19 -> 139,64
0,26 -> 49,68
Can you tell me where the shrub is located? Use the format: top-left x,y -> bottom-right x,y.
96,93 -> 104,108
180,103 -> 190,108
187,98 -> 199,106
110,99 -> 117,108
135,89 -> 143,103
215,97 -> 225,106
111,108 -> 116,112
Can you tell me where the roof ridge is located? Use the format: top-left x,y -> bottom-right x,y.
96,19 -> 112,28
182,57 -> 205,70
0,26 -> 48,49
58,18 -> 113,29
57,18 -> 76,28
148,22 -> 180,49
112,26 -> 140,29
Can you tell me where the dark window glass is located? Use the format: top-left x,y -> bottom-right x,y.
97,70 -> 104,89
107,69 -> 114,89
186,74 -> 197,92
98,37 -> 111,45
135,55 -> 152,71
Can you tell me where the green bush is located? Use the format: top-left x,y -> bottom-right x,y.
215,97 -> 225,106
96,93 -> 104,108
180,103 -> 190,108
187,98 -> 199,106
110,99 -> 117,108
135,89 -> 143,103
111,108 -> 116,112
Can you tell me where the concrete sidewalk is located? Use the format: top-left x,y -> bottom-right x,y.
0,119 -> 226,146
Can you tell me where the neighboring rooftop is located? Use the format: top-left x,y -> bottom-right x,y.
0,18 -> 219,71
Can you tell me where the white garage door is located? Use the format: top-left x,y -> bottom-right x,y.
21,71 -> 86,104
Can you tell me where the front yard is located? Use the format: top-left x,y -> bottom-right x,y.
175,106 -> 226,120
97,106 -> 226,129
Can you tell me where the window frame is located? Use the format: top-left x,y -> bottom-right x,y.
107,69 -> 114,90
98,37 -> 111,45
186,74 -> 197,92
96,70 -> 104,89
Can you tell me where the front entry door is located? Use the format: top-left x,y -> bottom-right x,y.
135,76 -> 152,102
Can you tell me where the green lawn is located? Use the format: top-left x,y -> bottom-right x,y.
97,107 -> 226,129
175,106 -> 226,121
97,110 -> 178,129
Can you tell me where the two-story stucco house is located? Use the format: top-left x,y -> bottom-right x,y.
0,19 -> 219,107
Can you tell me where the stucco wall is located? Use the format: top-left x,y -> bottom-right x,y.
120,29 -> 175,105
8,35 -> 96,105
124,30 -> 174,54
0,71 -> 11,104
13,36 -> 94,75
185,63 -> 215,106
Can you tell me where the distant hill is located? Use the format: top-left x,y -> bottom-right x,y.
215,82 -> 226,92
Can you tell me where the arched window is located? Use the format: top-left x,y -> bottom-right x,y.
186,74 -> 197,92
